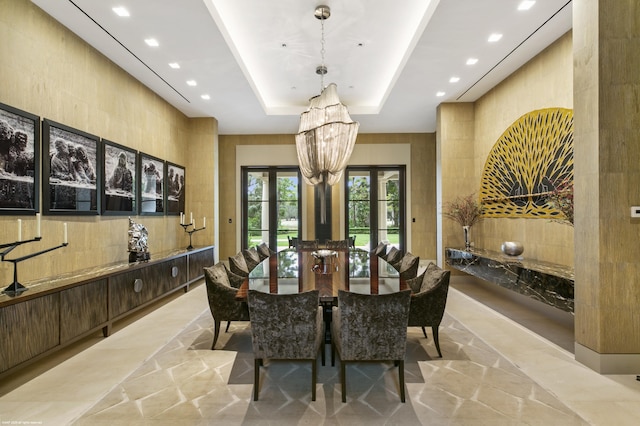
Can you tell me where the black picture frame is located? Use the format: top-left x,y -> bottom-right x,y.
42,119 -> 100,215
165,162 -> 185,216
0,102 -> 40,215
138,152 -> 164,215
101,140 -> 138,215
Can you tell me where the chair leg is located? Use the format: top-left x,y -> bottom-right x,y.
254,358 -> 261,401
211,320 -> 221,350
311,359 -> 317,401
421,326 -> 428,339
340,361 -> 347,403
225,321 -> 231,333
397,359 -> 406,403
432,326 -> 442,357
331,340 -> 335,366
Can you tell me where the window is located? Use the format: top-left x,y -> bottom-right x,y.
345,166 -> 406,251
242,167 -> 301,251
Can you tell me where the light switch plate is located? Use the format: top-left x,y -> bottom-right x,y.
631,206 -> 640,218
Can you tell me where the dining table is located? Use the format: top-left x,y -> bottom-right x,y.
236,247 -> 407,343
236,247 -> 407,303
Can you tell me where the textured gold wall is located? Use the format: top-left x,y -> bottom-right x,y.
574,0 -> 640,356
218,133 -> 436,263
0,1 -> 216,283
440,32 -> 574,266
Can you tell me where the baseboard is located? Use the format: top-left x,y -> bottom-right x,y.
575,342 -> 640,374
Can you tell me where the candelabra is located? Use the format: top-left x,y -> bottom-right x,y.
180,223 -> 205,250
1,238 -> 68,297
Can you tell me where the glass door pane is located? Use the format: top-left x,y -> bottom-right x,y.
378,170 -> 400,250
346,171 -> 372,250
246,171 -> 269,248
276,171 -> 299,251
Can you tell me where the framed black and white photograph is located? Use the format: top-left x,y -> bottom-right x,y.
43,119 -> 100,215
0,102 -> 40,215
101,140 -> 137,215
138,152 -> 164,215
165,162 -> 185,216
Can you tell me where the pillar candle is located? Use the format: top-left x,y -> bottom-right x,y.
17,219 -> 22,242
180,212 -> 184,224
190,212 -> 193,225
63,223 -> 68,244
36,213 -> 41,238
203,217 -> 206,228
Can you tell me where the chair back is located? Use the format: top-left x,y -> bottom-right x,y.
334,289 -> 411,361
203,264 -> 250,321
408,269 -> 451,326
247,290 -> 322,360
297,239 -> 319,250
326,239 -> 349,249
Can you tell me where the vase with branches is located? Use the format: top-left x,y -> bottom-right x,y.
545,179 -> 574,226
443,193 -> 484,249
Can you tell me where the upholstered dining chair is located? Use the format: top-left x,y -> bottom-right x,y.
391,252 -> 420,281
331,289 -> 412,402
326,239 -> 349,249
383,246 -> 403,265
247,289 -> 325,401
243,247 -> 262,271
371,241 -> 388,258
256,242 -> 275,260
297,239 -> 319,250
348,235 -> 356,248
228,251 -> 250,277
288,236 -> 298,249
406,262 -> 451,357
204,263 -> 250,350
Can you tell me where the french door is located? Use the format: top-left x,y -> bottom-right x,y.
241,167 -> 301,251
345,166 -> 406,252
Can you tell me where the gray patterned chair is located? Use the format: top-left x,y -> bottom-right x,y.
383,246 -> 403,265
256,242 -> 275,260
297,239 -> 319,250
228,251 -> 250,277
243,247 -> 262,271
331,289 -> 412,402
371,241 -> 388,258
247,289 -> 325,401
204,263 -> 250,350
406,262 -> 451,357
391,252 -> 420,281
326,239 -> 349,249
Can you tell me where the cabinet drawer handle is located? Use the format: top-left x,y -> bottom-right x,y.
133,278 -> 143,293
171,266 -> 179,278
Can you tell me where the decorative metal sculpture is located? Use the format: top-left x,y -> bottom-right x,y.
128,217 -> 150,262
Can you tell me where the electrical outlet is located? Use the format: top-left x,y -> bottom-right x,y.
631,206 -> 640,218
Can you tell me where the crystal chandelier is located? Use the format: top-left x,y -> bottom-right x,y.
295,5 -> 359,224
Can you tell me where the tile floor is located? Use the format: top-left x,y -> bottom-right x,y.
1,276 -> 639,425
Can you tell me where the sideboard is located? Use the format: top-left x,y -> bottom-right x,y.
0,245 -> 214,379
445,247 -> 574,313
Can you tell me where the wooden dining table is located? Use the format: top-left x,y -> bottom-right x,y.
236,247 -> 406,303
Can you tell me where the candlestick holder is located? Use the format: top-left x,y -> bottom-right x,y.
180,223 -> 205,250
1,238 -> 68,297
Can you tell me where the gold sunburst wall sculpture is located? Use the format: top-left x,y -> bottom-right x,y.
480,108 -> 573,219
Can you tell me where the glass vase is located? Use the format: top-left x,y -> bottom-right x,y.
463,225 -> 471,250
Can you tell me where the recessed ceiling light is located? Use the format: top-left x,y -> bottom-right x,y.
436,91 -> 446,97
449,76 -> 460,83
466,58 -> 478,65
144,38 -> 159,47
518,1 -> 536,11
112,7 -> 129,17
168,62 -> 180,69
201,94 -> 210,100
186,80 -> 197,86
488,33 -> 503,42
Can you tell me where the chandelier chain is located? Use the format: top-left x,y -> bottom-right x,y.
320,17 -> 325,92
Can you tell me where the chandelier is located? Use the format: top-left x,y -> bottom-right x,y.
295,5 -> 359,224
